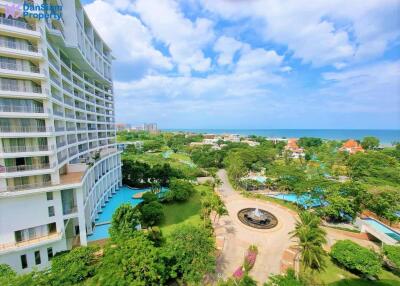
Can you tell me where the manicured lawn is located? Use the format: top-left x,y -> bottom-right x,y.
159,189 -> 202,237
314,257 -> 400,286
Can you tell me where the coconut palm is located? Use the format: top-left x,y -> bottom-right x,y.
290,211 -> 327,272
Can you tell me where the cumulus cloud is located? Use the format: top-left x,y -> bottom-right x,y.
132,0 -> 215,74
201,0 -> 400,68
85,0 -> 172,71
214,36 -> 247,66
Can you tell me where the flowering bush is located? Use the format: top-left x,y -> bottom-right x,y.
243,245 -> 258,271
232,266 -> 244,279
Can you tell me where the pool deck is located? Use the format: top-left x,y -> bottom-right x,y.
214,169 -> 297,284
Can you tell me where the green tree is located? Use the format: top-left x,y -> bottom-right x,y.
109,204 -> 141,239
165,178 -> 195,202
265,269 -> 306,286
298,137 -> 323,148
331,240 -> 381,276
383,245 -> 400,270
164,225 -> 216,284
142,191 -> 158,204
140,201 -> 164,228
90,234 -> 167,286
49,246 -> 98,285
361,136 -> 380,150
290,212 -> 327,272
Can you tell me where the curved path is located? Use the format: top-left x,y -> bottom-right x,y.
214,170 -> 297,284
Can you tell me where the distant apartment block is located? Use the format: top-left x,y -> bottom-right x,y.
0,0 -> 122,272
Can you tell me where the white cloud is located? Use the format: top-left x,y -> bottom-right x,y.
133,0 -> 215,74
85,0 -> 172,70
201,0 -> 400,68
236,48 -> 283,73
213,36 -> 247,66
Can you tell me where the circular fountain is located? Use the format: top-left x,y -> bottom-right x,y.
237,208 -> 278,229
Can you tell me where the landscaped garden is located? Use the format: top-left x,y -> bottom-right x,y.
2,131 -> 400,285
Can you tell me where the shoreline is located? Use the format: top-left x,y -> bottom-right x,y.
161,128 -> 400,145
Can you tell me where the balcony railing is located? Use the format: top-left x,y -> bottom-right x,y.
65,113 -> 75,119
68,137 -> 77,144
0,105 -> 44,113
0,39 -> 38,53
67,126 -> 76,131
53,110 -> 63,116
0,17 -> 35,31
0,126 -> 52,133
2,145 -> 50,153
0,163 -> 52,173
3,181 -> 53,193
55,126 -> 65,132
68,148 -> 78,157
58,153 -> 68,163
56,140 -> 66,148
0,62 -> 40,73
0,84 -> 42,93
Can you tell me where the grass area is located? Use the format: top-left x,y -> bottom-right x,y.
159,187 -> 203,237
314,257 -> 400,286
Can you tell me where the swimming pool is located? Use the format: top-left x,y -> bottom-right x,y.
268,193 -> 323,209
363,218 -> 400,242
87,186 -> 168,241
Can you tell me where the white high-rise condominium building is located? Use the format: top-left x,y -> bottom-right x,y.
0,0 -> 122,272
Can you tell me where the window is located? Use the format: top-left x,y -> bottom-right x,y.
46,192 -> 53,200
20,254 -> 27,269
48,206 -> 55,217
47,247 -> 53,260
34,251 -> 41,265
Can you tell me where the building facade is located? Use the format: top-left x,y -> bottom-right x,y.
0,0 -> 122,272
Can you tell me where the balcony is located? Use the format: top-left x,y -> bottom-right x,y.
2,145 -> 50,153
0,84 -> 42,93
0,126 -> 52,133
68,137 -> 77,144
55,126 -> 65,132
53,110 -> 63,116
0,62 -> 40,74
0,163 -> 52,173
0,17 -> 35,31
65,113 -> 75,119
2,181 -> 52,194
0,105 -> 44,113
67,126 -> 76,131
56,140 -> 66,148
58,153 -> 68,163
0,39 -> 38,53
0,232 -> 62,253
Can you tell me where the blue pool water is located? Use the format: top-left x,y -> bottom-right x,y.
87,186 -> 168,241
253,176 -> 267,183
268,193 -> 323,209
363,218 -> 400,242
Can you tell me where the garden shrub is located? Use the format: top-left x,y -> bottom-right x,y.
330,240 -> 381,276
383,245 -> 400,270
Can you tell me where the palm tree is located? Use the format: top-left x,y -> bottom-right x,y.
290,211 -> 327,272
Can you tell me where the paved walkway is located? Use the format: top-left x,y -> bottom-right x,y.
214,170 -> 297,284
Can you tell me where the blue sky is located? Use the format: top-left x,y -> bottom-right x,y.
83,0 -> 400,129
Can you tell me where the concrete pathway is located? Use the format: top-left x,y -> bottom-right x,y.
214,170 -> 297,284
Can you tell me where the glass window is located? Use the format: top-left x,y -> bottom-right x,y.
48,206 -> 55,217
46,192 -> 53,200
34,251 -> 41,265
20,254 -> 28,269
47,247 -> 53,260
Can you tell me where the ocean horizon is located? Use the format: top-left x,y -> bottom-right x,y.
163,129 -> 400,144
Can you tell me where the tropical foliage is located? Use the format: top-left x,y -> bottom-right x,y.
330,240 -> 382,277
291,212 -> 327,272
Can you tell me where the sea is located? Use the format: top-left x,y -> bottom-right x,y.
163,129 -> 400,145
